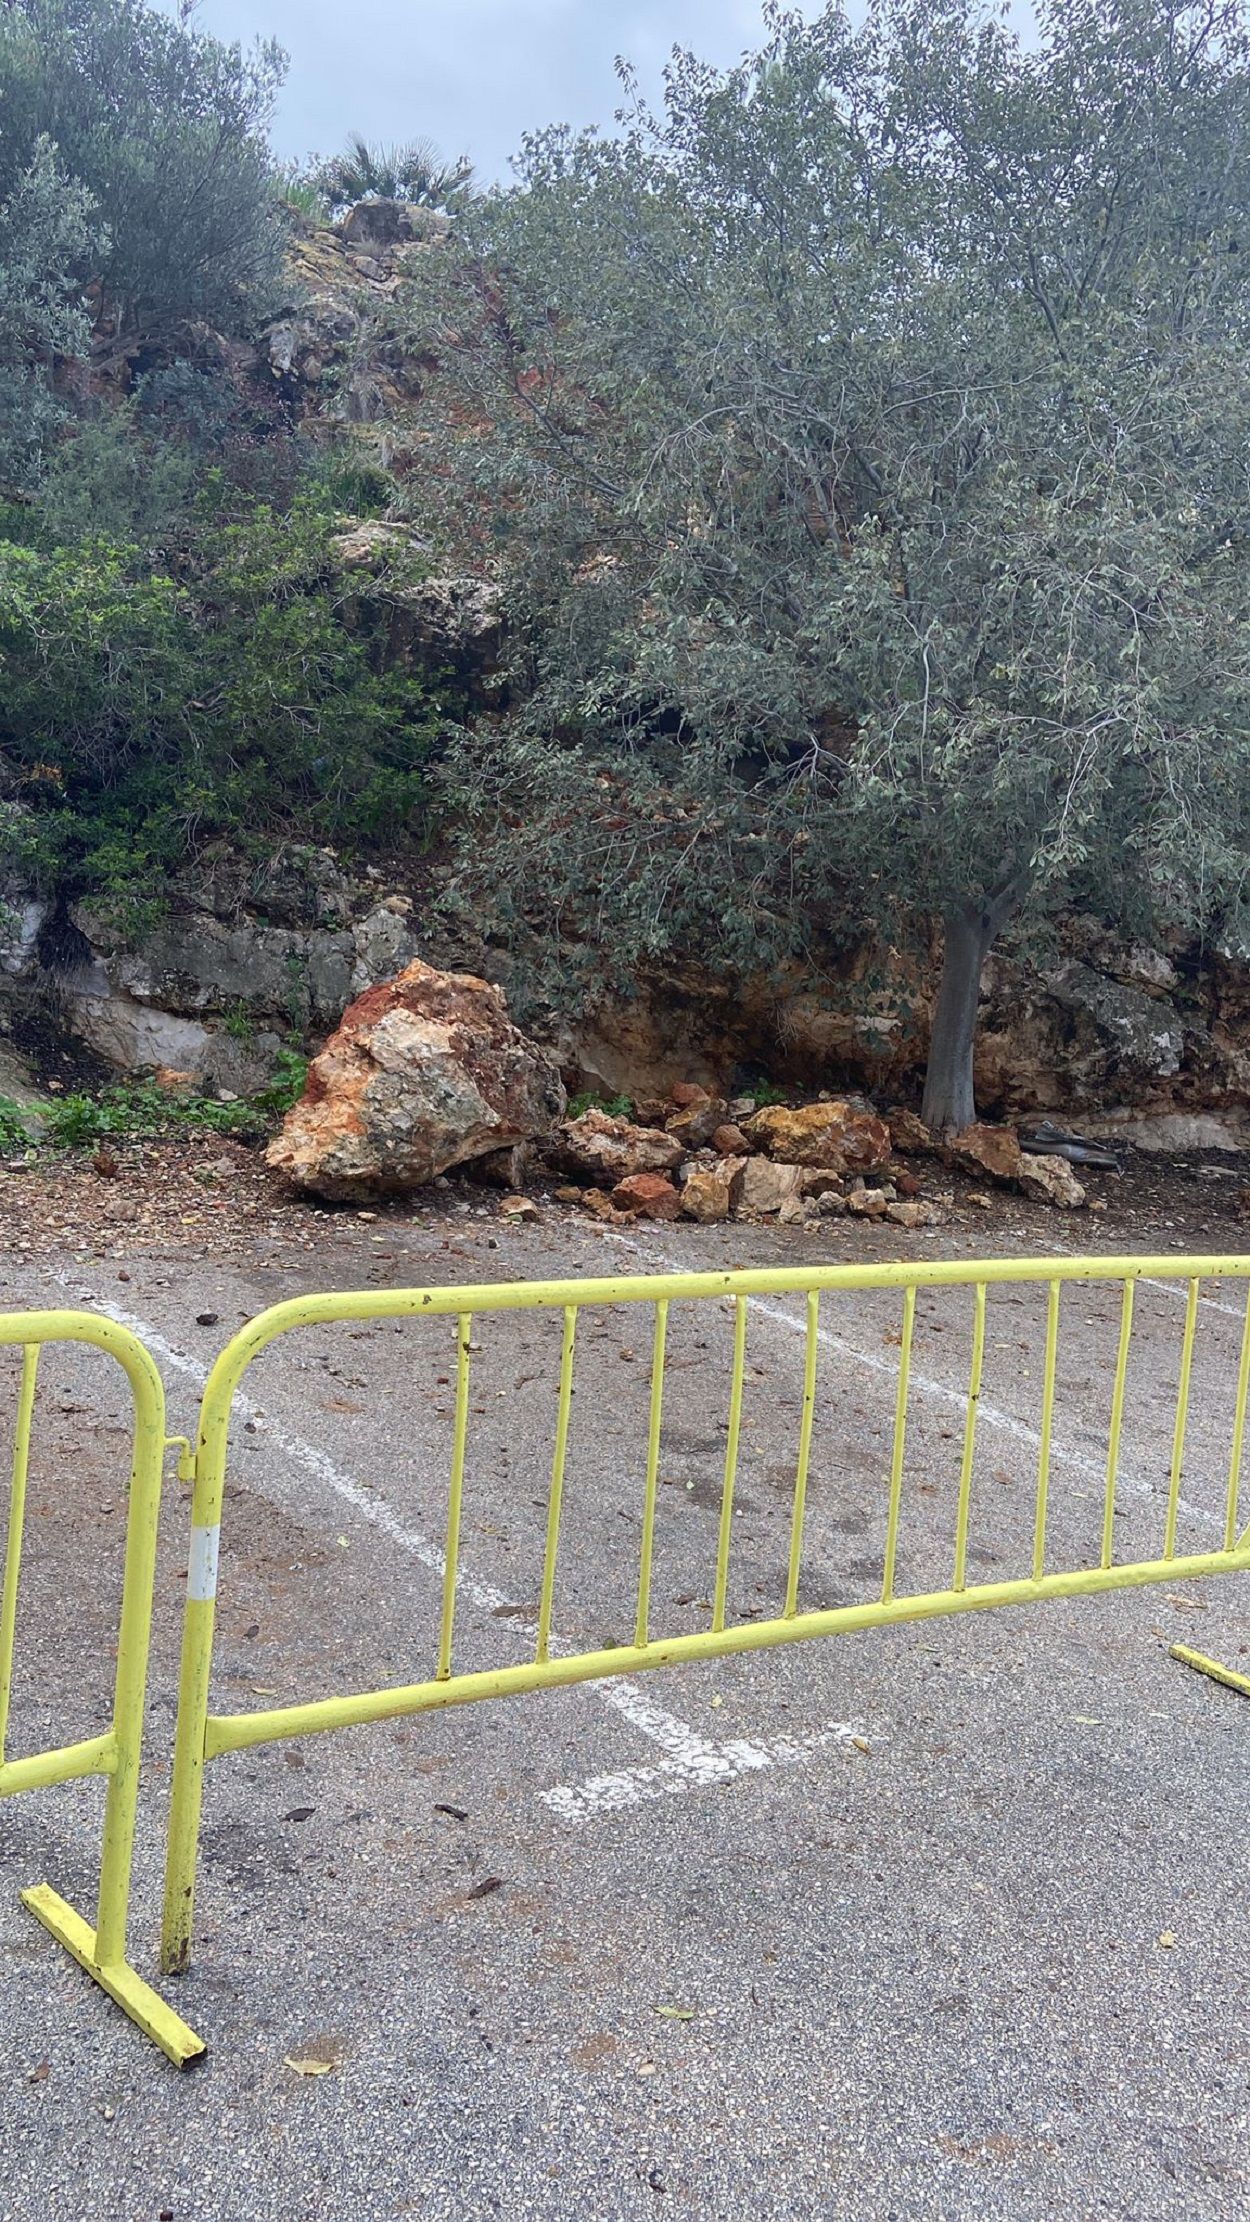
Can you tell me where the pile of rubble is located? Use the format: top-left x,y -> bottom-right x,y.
537,1088 -> 1090,1229
264,957 -> 1094,1220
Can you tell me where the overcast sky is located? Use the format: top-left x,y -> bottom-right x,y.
175,1 -> 819,182
168,2 -> 821,182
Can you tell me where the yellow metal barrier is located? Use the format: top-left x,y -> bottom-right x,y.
158,1251 -> 1250,1992
0,1311 -> 204,2066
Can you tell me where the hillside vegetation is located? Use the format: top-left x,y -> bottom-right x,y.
1,0 -> 1248,1128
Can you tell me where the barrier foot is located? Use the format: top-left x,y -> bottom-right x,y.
1169,1643 -> 1250,1701
21,1885 -> 206,2068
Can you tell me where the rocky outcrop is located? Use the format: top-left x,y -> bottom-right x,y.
266,959 -> 565,1200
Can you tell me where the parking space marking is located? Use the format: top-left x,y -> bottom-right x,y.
540,1717 -> 870,1822
600,1230 -> 1218,1528
50,1275 -> 733,1778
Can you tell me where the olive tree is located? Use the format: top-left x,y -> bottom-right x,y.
0,136 -> 95,487
412,0 -> 1250,1127
0,0 -> 286,338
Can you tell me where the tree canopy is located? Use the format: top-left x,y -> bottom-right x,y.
0,0 -> 286,337
415,0 -> 1250,1123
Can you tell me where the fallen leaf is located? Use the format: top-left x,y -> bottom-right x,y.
655,2004 -> 695,2021
850,1735 -> 871,1755
466,1876 -> 504,1901
1158,1930 -> 1177,1949
1165,1593 -> 1205,1612
285,2054 -> 335,2077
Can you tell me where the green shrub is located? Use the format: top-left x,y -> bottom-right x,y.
0,1097 -> 31,1151
566,1090 -> 633,1121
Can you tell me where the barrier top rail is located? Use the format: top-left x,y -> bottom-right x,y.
191,1249 -> 1250,1410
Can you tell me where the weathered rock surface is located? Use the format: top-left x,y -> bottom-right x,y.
680,1159 -> 746,1223
665,1096 -> 728,1150
946,1123 -> 1023,1184
712,1122 -> 751,1156
267,960 -> 565,1200
887,1108 -> 937,1156
1016,1153 -> 1087,1208
554,1110 -> 684,1183
739,1159 -> 805,1216
611,1171 -> 683,1220
744,1101 -> 891,1171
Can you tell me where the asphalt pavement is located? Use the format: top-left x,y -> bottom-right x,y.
0,1205 -> 1247,2221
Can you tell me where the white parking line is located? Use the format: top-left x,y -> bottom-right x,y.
50,1274 -> 860,1811
540,1718 -> 870,1824
598,1229 -> 1220,1528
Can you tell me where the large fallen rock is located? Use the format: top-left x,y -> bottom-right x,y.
745,1101 -> 891,1172
266,960 -> 565,1201
554,1108 -> 684,1182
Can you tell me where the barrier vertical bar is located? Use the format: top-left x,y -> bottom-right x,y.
881,1286 -> 916,1606
713,1297 -> 748,1633
634,1301 -> 668,1650
535,1307 -> 577,1665
436,1315 -> 473,1680
16,1313 -> 204,2064
1032,1281 -> 1060,1581
953,1284 -> 987,1593
784,1293 -> 820,1618
1164,1278 -> 1200,1560
1222,1285 -> 1250,1553
1101,1281 -> 1135,1571
0,1346 -> 38,1763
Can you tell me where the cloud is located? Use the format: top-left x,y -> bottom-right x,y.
170,0 -> 816,180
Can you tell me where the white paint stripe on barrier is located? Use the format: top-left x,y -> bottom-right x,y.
186,1523 -> 220,1605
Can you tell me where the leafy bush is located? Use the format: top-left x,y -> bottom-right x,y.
0,0 -> 286,337
42,1082 -> 258,1148
0,499 -> 442,914
249,1049 -> 308,1119
0,1098 -> 31,1151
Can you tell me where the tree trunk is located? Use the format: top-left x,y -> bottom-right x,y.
920,902 -> 999,1135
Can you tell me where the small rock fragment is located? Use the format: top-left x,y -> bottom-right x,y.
1016,1152 -> 1087,1208
884,1200 -> 940,1229
738,1158 -> 806,1217
611,1172 -> 683,1220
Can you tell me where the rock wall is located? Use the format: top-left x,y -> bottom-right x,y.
1,869 -> 1245,1148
